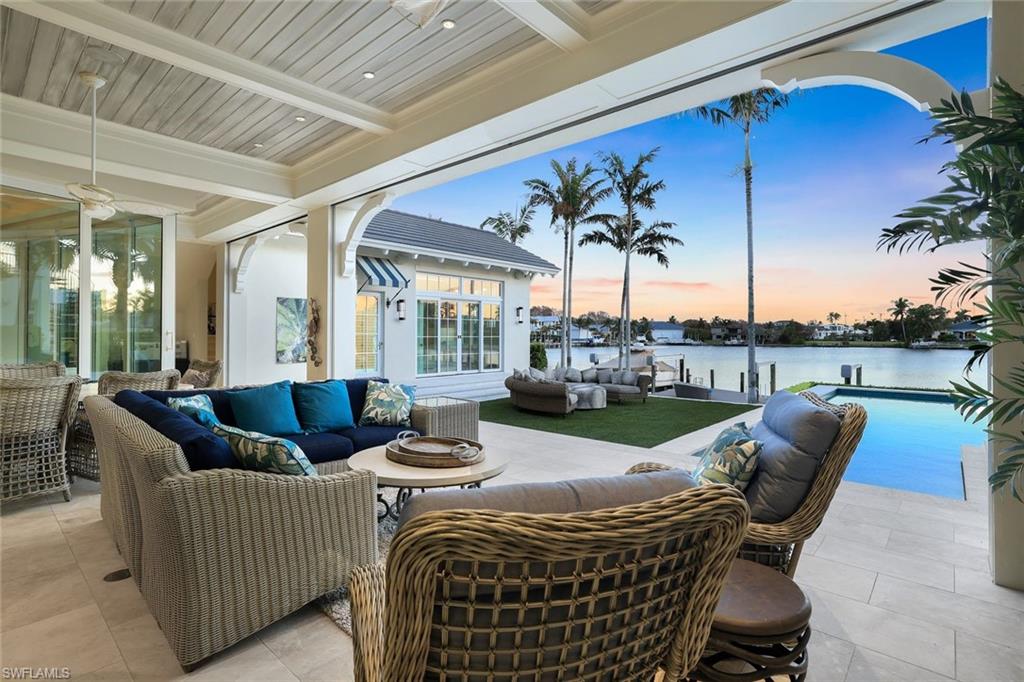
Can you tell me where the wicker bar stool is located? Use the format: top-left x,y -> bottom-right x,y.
690,559 -> 812,682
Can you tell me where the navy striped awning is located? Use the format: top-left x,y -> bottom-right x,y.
357,256 -> 409,288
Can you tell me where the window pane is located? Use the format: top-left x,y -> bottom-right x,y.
417,299 -> 438,374
91,212 -> 162,377
0,188 -> 80,373
355,294 -> 379,374
467,278 -> 502,297
416,272 -> 461,293
461,302 -> 480,371
483,303 -> 501,370
439,301 -> 458,372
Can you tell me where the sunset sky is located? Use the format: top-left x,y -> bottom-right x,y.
393,20 -> 988,324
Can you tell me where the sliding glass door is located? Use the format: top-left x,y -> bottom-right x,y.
0,188 -> 81,373
417,290 -> 501,375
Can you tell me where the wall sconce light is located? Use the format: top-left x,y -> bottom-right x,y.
516,306 -> 524,324
396,299 -> 407,321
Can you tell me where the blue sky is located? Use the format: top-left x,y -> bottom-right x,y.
393,19 -> 988,323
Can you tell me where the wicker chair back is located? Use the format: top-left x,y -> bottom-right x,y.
98,369 -> 180,396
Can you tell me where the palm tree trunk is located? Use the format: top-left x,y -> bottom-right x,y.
618,279 -> 627,369
623,247 -> 632,372
565,225 -> 573,366
566,220 -> 575,367
744,124 -> 757,403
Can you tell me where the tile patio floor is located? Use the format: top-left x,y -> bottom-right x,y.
2,415 -> 1022,681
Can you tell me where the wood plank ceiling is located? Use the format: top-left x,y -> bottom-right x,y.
0,0 -> 585,165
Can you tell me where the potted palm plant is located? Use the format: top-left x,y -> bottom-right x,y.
879,79 -> 1024,499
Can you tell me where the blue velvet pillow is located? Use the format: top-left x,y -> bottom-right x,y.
113,390 -> 236,471
292,380 -> 354,433
227,381 -> 302,437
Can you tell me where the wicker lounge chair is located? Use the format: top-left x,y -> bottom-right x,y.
349,483 -> 749,681
629,391 -> 867,576
182,359 -> 222,388
1,376 -> 81,503
0,361 -> 66,378
69,369 -> 181,481
84,395 -> 378,670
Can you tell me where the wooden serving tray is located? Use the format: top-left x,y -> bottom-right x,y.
385,436 -> 485,468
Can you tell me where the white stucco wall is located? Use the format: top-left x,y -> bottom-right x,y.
175,241 -> 216,364
226,235 -> 308,386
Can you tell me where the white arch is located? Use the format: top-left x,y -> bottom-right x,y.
336,192 -> 393,278
232,221 -> 306,293
762,51 -> 957,112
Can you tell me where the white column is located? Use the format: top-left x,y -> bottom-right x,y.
77,209 -> 92,378
988,0 -> 1024,590
160,215 -> 177,371
306,206 -> 333,381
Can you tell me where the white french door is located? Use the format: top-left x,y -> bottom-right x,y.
355,293 -> 383,375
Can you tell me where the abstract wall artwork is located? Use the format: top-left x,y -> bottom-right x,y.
276,297 -> 308,364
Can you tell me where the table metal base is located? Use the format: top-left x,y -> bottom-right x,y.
377,481 -> 482,522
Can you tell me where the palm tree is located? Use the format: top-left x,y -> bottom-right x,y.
889,297 -> 912,343
525,159 -> 609,367
597,149 -> 667,368
827,311 -> 842,325
693,88 -> 789,402
480,201 -> 535,245
579,215 -> 682,366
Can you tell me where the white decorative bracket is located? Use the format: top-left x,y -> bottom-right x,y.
762,51 -> 957,112
337,192 -> 393,278
233,221 -> 306,293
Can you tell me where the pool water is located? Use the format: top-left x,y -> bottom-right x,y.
826,389 -> 986,499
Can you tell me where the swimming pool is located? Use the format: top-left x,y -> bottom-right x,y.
820,387 -> 986,499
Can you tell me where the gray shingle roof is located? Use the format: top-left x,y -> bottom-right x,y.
362,209 -> 558,273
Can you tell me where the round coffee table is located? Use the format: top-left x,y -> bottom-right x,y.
348,445 -> 510,521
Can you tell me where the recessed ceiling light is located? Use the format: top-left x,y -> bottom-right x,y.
362,71 -> 375,79
295,116 -> 306,122
253,143 -> 263,148
441,18 -> 456,29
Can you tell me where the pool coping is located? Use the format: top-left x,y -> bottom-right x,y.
809,384 -> 954,403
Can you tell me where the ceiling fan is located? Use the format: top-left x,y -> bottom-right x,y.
3,47 -> 176,220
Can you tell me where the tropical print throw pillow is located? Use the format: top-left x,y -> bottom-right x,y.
209,422 -> 316,476
359,380 -> 416,426
691,423 -> 763,491
168,394 -> 217,422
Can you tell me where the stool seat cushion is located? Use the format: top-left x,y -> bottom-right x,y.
713,559 -> 811,637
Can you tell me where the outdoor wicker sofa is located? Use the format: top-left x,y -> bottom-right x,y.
504,374 -> 579,415
629,390 -> 867,576
505,366 -> 652,415
1,376 -> 81,503
84,394 -> 379,670
350,471 -> 749,681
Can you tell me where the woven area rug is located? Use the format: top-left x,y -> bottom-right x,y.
317,491 -> 398,635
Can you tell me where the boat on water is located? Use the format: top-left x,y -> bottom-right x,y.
630,341 -> 646,352
910,339 -> 938,349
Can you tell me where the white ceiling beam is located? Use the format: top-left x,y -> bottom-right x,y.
1,95 -> 292,204
493,0 -> 590,52
4,0 -> 396,134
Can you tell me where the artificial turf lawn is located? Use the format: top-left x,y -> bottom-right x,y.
478,397 -> 757,448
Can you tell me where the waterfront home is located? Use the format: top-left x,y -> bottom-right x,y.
812,323 -> 869,340
1,1 -> 1021,680
651,321 -> 689,344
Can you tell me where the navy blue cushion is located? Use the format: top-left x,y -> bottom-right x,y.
144,388 -> 240,426
339,425 -> 419,453
113,390 -> 236,471
344,377 -> 388,422
292,380 -> 355,433
228,381 -> 302,437
288,432 -> 355,465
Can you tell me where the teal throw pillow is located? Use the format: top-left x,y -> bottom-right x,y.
293,380 -> 354,433
359,380 -> 416,426
167,394 -> 216,422
228,381 -> 302,436
691,423 -> 763,491
210,422 -> 316,476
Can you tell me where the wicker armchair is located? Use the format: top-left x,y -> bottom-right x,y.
0,361 -> 66,378
84,395 -> 379,670
628,391 -> 867,576
1,376 -> 81,503
97,369 -> 180,395
350,484 -> 749,681
182,359 -> 222,388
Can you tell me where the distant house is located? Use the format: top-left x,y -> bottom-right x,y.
650,321 -> 687,344
530,314 -> 561,333
812,323 -> 866,340
711,322 -> 744,342
946,320 -> 982,341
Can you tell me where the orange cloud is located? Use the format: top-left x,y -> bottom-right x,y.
574,277 -> 622,287
641,280 -> 717,290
